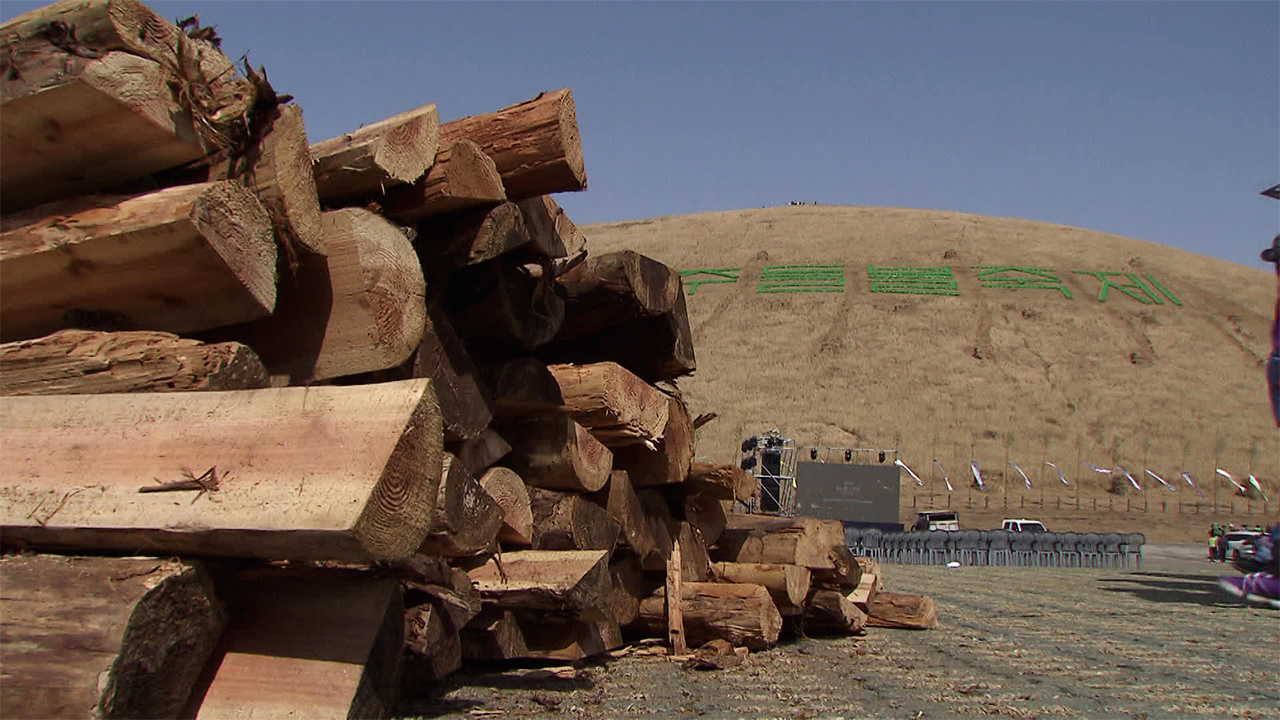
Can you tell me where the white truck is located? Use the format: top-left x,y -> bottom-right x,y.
1002,518 -> 1048,533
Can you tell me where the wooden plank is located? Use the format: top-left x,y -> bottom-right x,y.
311,103 -> 440,206
529,487 -> 620,552
866,592 -> 939,630
845,573 -> 879,614
465,549 -> 610,619
0,379 -> 442,562
192,567 -> 403,719
0,182 -> 276,342
0,329 -> 268,395
712,562 -> 811,616
589,470 -> 657,558
0,554 -> 226,720
666,539 -> 688,655
612,393 -> 693,487
206,207 -> 426,384
479,357 -> 564,422
635,582 -> 782,651
381,139 -> 506,222
439,88 -> 585,199
504,415 -> 613,493
478,466 -> 533,547
548,362 -> 670,447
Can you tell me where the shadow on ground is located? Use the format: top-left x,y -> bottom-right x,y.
1097,571 -> 1236,606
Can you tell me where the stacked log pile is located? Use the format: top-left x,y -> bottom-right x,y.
0,2 -> 935,717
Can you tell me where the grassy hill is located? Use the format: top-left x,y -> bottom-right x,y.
582,205 -> 1279,542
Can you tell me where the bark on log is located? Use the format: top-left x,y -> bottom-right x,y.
465,549 -> 610,619
866,592 -> 939,630
402,600 -> 462,687
311,103 -> 440,206
548,362 -> 670,447
612,394 -> 693,487
0,329 -> 268,395
447,254 -> 565,351
711,562 -> 810,616
193,567 -> 403,720
439,88 -> 585,199
589,471 -> 657,559
417,201 -> 530,267
637,488 -> 677,572
633,583 -> 782,651
688,462 -> 760,503
459,608 -> 528,662
812,544 -> 862,589
0,554 -> 226,720
607,553 -> 645,626
381,139 -> 506,222
0,182 -> 276,342
713,515 -> 839,570
529,487 -> 620,552
803,589 -> 867,635
419,452 -> 503,557
0,379 -> 442,562
504,415 -> 613,493
479,357 -> 563,422
211,208 -> 425,384
517,617 -> 622,661
455,428 -> 512,472
677,521 -> 712,582
209,103 -> 326,253
400,559 -> 482,633
518,195 -> 581,259
539,278 -> 696,383
553,251 -> 681,342
478,466 -> 533,547
683,492 -> 727,548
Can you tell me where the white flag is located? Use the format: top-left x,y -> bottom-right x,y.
934,460 -> 953,492
1248,474 -> 1269,501
1117,466 -> 1141,491
1145,469 -> 1175,490
1085,463 -> 1113,474
970,460 -> 984,488
1009,462 -> 1032,490
1045,461 -> 1069,486
1181,472 -> 1206,498
895,459 -> 923,486
1216,468 -> 1247,493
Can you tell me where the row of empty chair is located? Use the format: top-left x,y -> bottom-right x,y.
845,528 -> 1146,568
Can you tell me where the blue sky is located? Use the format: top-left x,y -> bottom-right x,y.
5,1 -> 1277,268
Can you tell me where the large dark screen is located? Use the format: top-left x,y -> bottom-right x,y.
793,462 -> 900,524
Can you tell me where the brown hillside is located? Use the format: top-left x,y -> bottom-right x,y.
583,205 -> 1279,542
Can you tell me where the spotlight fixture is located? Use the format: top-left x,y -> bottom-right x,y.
878,451 -> 886,463
844,449 -> 852,462
810,448 -> 818,460
740,456 -> 757,470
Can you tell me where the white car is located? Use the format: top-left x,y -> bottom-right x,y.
1223,531 -> 1261,560
1002,519 -> 1048,533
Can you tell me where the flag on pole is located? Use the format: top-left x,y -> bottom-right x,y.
895,459 -> 923,486
1009,461 -> 1032,490
1085,463 -> 1113,474
1216,468 -> 1247,493
970,460 -> 984,489
1045,461 -> 1069,486
1145,469 -> 1175,490
1116,466 -> 1141,491
1181,472 -> 1206,498
934,460 -> 953,492
1248,474 -> 1269,501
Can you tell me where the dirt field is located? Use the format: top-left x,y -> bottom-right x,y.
398,547 -> 1279,720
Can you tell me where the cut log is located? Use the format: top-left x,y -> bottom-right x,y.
209,103 -> 325,253
460,608 -> 528,662
381,139 -> 506,222
311,103 -> 440,206
866,592 -> 939,630
666,539 -> 687,655
713,515 -> 839,570
683,492 -> 727,548
402,600 -> 462,686
803,589 -> 868,635
845,573 -> 879,614
0,330 -> 268,395
518,617 -> 622,661
589,470 -> 657,558
854,556 -> 884,586
479,357 -> 564,422
0,182 -> 276,342
478,466 -> 533,547
553,251 -> 682,342
677,521 -> 712,582
446,254 -> 565,351
400,559 -> 483,633
192,568 -> 403,720
637,488 -> 677,572
812,544 -> 862,589
711,562 -> 811,616
465,549 -> 610,619
633,583 -> 782,651
417,201 -> 530,267
455,428 -> 512,472
419,452 -> 503,557
504,415 -> 613,493
0,51 -> 217,211
539,287 -> 695,383
439,88 -> 585,199
529,488 -> 620,552
206,207 -> 426,384
688,462 -> 760,504
612,394 -> 693,487
548,362 -> 670,447
0,554 -> 225,720
607,554 -> 645,626
518,195 -> 585,259
0,379 -> 442,562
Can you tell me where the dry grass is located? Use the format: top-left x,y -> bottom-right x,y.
583,205 -> 1279,542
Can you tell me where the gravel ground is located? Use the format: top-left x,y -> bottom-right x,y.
398,547 -> 1279,720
